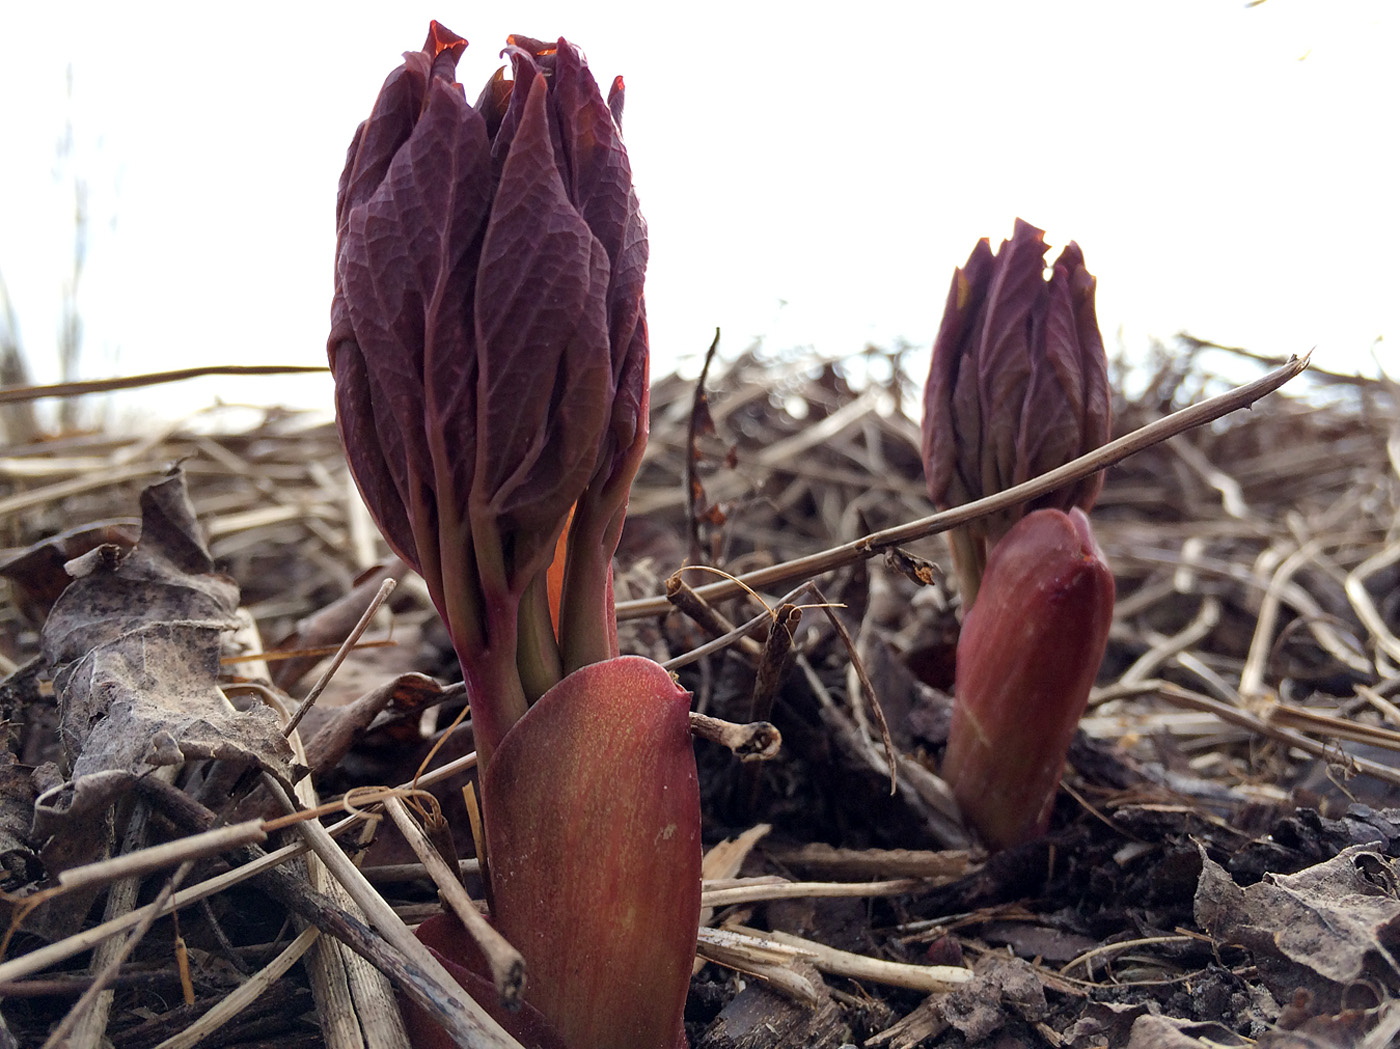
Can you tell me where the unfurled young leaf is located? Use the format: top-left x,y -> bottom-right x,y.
941,508 -> 1114,850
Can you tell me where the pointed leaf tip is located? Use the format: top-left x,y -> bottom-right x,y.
425,20 -> 467,58
608,75 -> 626,126
506,33 -> 557,57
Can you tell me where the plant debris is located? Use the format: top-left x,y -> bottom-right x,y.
0,338 -> 1397,1047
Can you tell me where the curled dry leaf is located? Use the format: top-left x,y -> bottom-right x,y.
1194,843 -> 1400,1010
0,665 -> 39,887
33,470 -> 297,875
0,519 -> 140,626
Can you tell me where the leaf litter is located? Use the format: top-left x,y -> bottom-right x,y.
0,338 -> 1397,1047
37,471 -> 296,826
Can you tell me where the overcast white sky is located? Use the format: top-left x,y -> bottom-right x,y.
0,1 -> 1394,421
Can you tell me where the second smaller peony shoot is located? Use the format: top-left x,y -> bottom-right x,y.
922,219 -> 1115,850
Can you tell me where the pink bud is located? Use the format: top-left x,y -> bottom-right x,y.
943,508 -> 1114,849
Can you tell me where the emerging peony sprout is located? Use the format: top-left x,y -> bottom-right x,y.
921,218 -> 1110,605
329,23 -> 698,1048
922,220 -> 1115,849
940,508 -> 1114,850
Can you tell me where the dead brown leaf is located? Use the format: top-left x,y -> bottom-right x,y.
32,469 -> 296,877
1195,843 -> 1400,1009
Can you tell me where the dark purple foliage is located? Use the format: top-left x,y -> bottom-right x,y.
327,24 -> 650,727
327,27 -> 702,1049
922,218 -> 1110,545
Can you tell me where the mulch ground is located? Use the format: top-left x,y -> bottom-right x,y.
0,338 -> 1397,1048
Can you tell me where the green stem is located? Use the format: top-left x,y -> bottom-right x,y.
558,412 -> 649,674
516,571 -> 563,703
946,524 -> 987,612
462,519 -> 529,771
557,485 -> 622,675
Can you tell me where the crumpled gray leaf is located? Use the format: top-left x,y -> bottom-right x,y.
0,663 -> 40,884
1126,1013 -> 1251,1048
938,954 -> 1047,1042
33,469 -> 296,867
1255,1000 -> 1400,1049
0,518 -> 140,626
1194,842 -> 1400,1009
